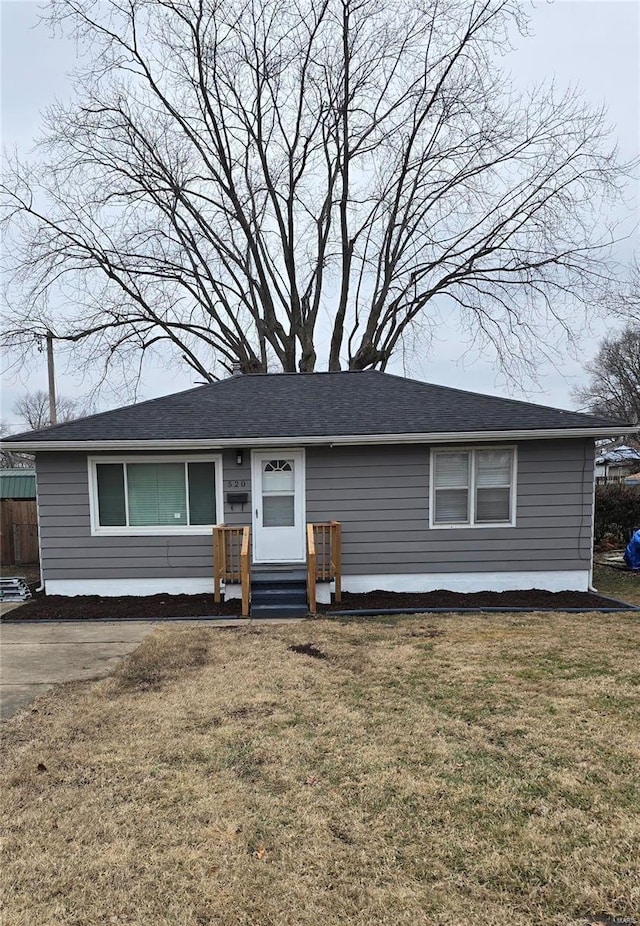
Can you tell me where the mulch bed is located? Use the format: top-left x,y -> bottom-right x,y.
2,591 -> 242,622
319,588 -> 635,612
1,586 -> 636,621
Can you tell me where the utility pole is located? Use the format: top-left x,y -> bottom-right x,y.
46,331 -> 57,425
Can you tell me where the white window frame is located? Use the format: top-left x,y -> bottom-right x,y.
429,446 -> 517,529
88,454 -> 224,536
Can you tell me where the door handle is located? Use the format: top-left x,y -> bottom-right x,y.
255,509 -> 258,518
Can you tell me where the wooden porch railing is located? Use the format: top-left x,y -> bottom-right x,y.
306,521 -> 342,614
213,525 -> 251,617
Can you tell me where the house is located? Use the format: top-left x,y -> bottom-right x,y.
595,444 -> 640,484
0,469 -> 36,501
1,371 -> 633,610
625,473 -> 640,492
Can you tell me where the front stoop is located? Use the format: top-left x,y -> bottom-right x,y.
250,569 -> 308,618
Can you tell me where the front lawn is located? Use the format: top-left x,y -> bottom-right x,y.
593,563 -> 640,606
2,612 -> 639,925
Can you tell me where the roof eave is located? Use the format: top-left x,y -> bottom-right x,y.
2,425 -> 634,452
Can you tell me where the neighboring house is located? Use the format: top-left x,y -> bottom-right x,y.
1,371 -> 633,602
0,469 -> 36,501
625,473 -> 640,491
595,444 -> 640,483
0,469 -> 38,565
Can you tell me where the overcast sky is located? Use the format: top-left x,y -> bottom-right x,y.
1,0 -> 638,428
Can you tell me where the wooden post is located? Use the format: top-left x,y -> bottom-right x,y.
213,527 -> 219,602
213,525 -> 226,602
240,527 -> 250,617
332,521 -> 342,603
307,523 -> 317,614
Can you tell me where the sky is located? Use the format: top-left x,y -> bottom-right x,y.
1,0 -> 638,429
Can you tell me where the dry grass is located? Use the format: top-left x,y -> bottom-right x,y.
1,613 -> 639,926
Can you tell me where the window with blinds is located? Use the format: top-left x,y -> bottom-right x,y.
91,457 -> 220,531
432,448 -> 515,527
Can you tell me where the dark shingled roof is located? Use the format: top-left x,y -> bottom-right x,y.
2,371 -> 628,444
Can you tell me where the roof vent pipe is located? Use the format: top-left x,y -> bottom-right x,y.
231,361 -> 242,376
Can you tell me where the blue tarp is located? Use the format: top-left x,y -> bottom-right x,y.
624,529 -> 640,571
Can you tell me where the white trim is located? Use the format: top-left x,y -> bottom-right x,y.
44,577 -> 217,597
429,445 -> 517,529
4,426 -> 633,452
44,570 -> 591,598
87,454 -> 224,536
340,570 -> 591,594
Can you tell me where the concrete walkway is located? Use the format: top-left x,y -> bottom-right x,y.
0,621 -> 158,721
0,617 -> 305,721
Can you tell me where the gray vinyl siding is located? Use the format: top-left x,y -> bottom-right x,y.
305,440 -> 594,574
36,438 -> 594,583
36,450 -> 246,581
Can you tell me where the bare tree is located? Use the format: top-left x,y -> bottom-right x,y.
574,324 -> 640,426
0,422 -> 34,469
0,392 -> 90,468
13,391 -> 92,431
606,256 -> 640,324
1,0 -> 634,389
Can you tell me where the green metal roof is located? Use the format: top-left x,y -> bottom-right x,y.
0,469 -> 36,499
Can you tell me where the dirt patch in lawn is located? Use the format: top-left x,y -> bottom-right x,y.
2,612 -> 639,926
287,642 -> 328,659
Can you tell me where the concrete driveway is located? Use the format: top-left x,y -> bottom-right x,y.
0,616 -> 303,721
0,621 -> 159,721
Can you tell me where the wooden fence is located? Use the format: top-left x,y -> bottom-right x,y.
0,499 -> 39,565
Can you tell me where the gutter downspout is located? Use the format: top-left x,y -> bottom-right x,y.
589,438 -> 597,593
34,461 -> 45,593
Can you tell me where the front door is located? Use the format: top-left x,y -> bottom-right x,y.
251,450 -> 306,564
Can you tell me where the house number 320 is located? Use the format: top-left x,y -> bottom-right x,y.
225,480 -> 247,488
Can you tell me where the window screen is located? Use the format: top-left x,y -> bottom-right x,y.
127,463 -> 187,526
262,459 -> 295,527
433,452 -> 470,524
475,450 -> 512,523
188,462 -> 217,525
432,448 -> 514,526
95,463 -> 126,526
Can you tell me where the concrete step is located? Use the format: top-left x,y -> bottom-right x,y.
251,569 -> 306,586
251,602 -> 309,618
251,586 -> 307,606
250,567 -> 309,617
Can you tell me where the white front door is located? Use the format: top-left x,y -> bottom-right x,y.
252,450 -> 306,564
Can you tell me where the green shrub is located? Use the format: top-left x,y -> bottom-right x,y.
594,484 -> 640,546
